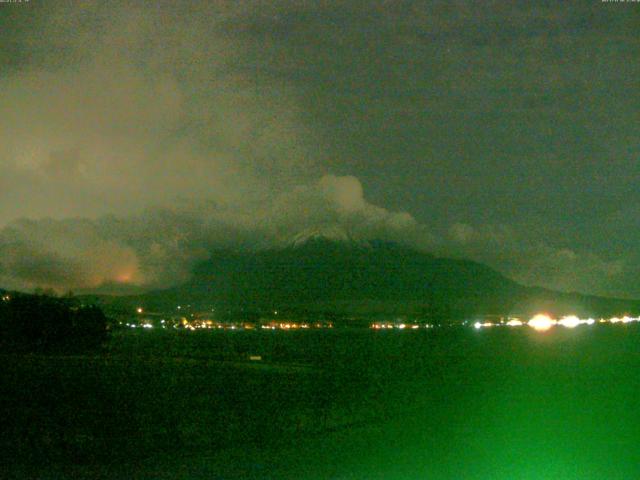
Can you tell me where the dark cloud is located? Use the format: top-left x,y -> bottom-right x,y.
0,1 -> 638,297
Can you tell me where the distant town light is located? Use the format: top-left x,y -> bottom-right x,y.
558,315 -> 581,329
506,319 -> 523,327
136,307 -> 143,314
474,321 -> 493,329
528,314 -> 556,332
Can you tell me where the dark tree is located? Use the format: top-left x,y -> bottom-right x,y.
0,293 -> 108,353
71,305 -> 108,350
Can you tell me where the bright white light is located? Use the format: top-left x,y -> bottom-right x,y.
142,323 -> 153,329
473,322 -> 493,329
528,314 -> 556,332
558,315 -> 581,329
398,324 -> 406,329
585,318 -> 595,325
136,307 -> 143,314
610,317 -> 621,324
506,319 -> 523,327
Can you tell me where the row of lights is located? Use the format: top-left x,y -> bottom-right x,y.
132,306 -> 638,334
261,322 -> 333,330
370,323 -> 434,330
474,314 -> 640,332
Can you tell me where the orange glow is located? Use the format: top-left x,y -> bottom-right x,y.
115,272 -> 133,283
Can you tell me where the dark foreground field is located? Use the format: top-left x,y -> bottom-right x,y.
3,325 -> 640,479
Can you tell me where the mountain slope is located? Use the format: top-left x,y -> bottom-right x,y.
186,239 -> 520,311
130,238 -> 639,319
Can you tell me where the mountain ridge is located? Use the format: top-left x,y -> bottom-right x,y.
106,238 -> 640,320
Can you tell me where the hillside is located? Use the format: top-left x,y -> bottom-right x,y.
121,238 -> 640,320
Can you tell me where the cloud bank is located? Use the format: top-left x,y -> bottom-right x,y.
447,222 -> 632,299
0,4 -> 433,293
0,2 -> 636,298
0,175 -> 429,292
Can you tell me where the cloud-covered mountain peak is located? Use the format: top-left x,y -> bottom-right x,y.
286,225 -> 365,248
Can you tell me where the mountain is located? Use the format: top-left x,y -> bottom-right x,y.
124,237 -> 640,320
287,225 -> 361,248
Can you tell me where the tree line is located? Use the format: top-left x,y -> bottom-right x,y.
0,291 -> 108,353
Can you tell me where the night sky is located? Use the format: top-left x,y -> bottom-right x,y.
0,1 -> 638,298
